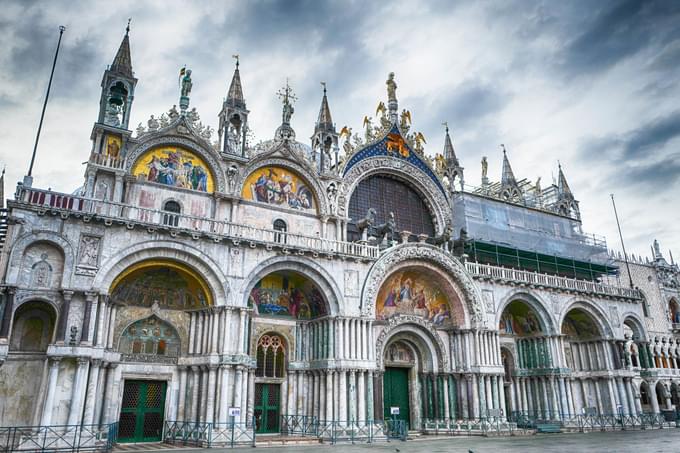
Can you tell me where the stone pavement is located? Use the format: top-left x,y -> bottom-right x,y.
116,429 -> 680,453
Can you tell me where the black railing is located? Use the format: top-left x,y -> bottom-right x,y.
0,423 -> 118,453
280,415 -> 406,444
508,411 -> 680,431
163,419 -> 256,448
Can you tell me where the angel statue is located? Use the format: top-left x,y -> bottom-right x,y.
400,109 -> 412,132
340,126 -> 353,156
481,156 -> 488,179
363,116 -> 374,142
414,132 -> 426,154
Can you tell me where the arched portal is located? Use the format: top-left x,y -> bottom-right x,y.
110,259 -> 212,309
670,298 -> 680,324
254,333 -> 288,433
379,322 -> 449,429
640,382 -> 652,412
249,270 -> 327,319
9,301 -> 57,352
376,266 -> 464,328
347,174 -> 435,242
561,308 -> 602,341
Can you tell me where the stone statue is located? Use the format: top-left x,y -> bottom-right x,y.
79,236 -> 100,267
135,122 -> 146,136
481,156 -> 488,179
282,101 -> 294,124
147,115 -> 159,131
386,72 -> 397,103
168,105 -> 179,120
431,224 -> 454,248
327,183 -> 338,214
535,176 -> 542,195
181,69 -> 193,98
452,228 -> 469,257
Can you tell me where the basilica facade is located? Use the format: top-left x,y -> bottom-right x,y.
0,28 -> 679,443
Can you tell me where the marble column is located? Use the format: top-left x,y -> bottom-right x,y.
177,367 -> 188,420
67,358 -> 90,425
460,376 -> 470,419
358,371 -> 366,422
40,357 -> 62,426
471,375 -> 480,418
103,364 -> 119,425
650,383 -> 660,413
247,369 -> 255,425
367,371 -> 374,420
83,360 -> 102,425
339,371 -> 348,422
205,366 -> 217,423
325,371 -> 334,421
56,290 -> 74,342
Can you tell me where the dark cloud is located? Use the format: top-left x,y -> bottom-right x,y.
558,0 -> 680,76
622,154 -> 680,187
622,111 -> 680,159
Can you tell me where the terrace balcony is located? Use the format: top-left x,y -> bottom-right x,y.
14,187 -> 379,260
465,261 -> 642,301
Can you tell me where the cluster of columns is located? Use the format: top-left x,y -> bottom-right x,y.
517,336 -> 566,369
283,369 -> 375,422
566,339 -> 619,371
449,330 -> 502,369
176,364 -> 254,424
187,307 -> 248,355
295,318 -> 374,362
508,375 -> 642,417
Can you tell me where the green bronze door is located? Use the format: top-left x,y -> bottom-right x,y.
383,367 -> 410,428
254,383 -> 280,433
118,380 -> 167,443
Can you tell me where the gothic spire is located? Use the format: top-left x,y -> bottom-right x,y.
557,162 -> 573,198
110,20 -> 133,78
226,55 -> 246,109
315,82 -> 335,133
443,123 -> 458,165
501,145 -> 518,186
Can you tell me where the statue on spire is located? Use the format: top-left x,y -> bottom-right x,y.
179,67 -> 193,111
277,80 -> 297,125
386,72 -> 397,103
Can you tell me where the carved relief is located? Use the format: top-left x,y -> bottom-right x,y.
344,269 -> 359,297
31,254 -> 52,288
76,235 -> 101,276
374,314 -> 449,371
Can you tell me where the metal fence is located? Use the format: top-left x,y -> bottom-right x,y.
163,420 -> 256,448
509,411 -> 680,432
279,415 -> 406,444
0,423 -> 118,453
421,417 -> 523,436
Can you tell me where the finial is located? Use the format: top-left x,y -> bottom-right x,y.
442,121 -> 449,134
558,160 -> 562,170
126,18 -> 131,35
232,54 -> 239,68
501,143 -> 506,154
321,81 -> 327,94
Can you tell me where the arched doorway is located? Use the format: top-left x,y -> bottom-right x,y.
501,347 -> 515,415
640,382 -> 653,413
110,259 -> 212,443
254,333 -> 287,433
1,301 -> 57,426
499,300 -> 550,418
381,332 -> 442,429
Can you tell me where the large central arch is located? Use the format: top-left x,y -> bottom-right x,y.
362,243 -> 484,326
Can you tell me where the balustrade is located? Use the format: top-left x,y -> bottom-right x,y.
16,187 -> 379,259
465,261 -> 641,300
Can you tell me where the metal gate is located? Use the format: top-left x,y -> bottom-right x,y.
254,383 -> 280,433
118,380 -> 166,442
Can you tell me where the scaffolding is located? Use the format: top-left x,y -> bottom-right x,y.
465,240 -> 617,281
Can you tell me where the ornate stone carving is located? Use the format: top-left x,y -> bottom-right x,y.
76,235 -> 101,276
374,314 -> 449,371
344,270 -> 359,297
362,243 -> 484,327
31,254 -> 52,288
338,156 -> 451,232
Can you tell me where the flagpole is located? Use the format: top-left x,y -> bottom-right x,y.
610,193 -> 634,289
26,25 -> 66,184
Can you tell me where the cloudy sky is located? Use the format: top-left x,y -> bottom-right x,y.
1,0 -> 679,260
